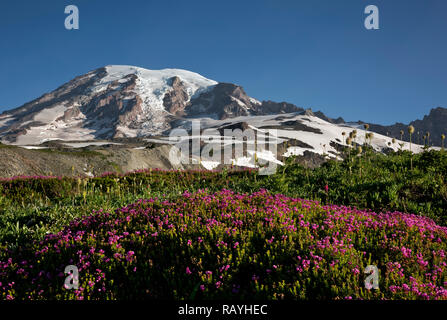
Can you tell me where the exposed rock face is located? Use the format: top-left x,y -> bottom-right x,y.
0,66 -> 217,144
186,83 -> 254,119
0,66 -> 305,144
255,100 -> 302,115
313,111 -> 345,124
163,76 -> 189,116
3,64 -> 442,148
185,83 -> 304,120
79,73 -> 147,138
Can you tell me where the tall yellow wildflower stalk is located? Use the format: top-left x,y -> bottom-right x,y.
408,125 -> 415,170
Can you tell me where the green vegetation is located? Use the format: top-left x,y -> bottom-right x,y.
275,149 -> 447,225
2,189 -> 446,300
0,149 -> 446,251
0,149 -> 446,300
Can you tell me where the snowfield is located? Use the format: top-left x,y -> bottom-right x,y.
153,112 -> 431,170
97,65 -> 218,112
0,65 -> 436,172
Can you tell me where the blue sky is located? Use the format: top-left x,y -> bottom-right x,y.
0,0 -> 446,124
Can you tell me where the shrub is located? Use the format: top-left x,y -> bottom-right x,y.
1,190 -> 446,300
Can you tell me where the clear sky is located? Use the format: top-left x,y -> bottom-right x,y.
1,0 -> 446,124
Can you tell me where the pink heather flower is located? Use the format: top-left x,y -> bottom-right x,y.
186,267 -> 192,275
187,239 -> 192,246
233,242 -> 239,248
324,184 -> 329,193
151,232 -> 158,237
401,246 -> 412,258
219,264 -> 230,273
125,251 -> 135,262
416,253 -> 429,268
200,285 -> 205,291
302,260 -> 311,269
215,281 -> 222,288
389,285 -> 399,293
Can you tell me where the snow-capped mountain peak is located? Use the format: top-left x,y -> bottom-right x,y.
96,65 -> 218,100
0,65 -> 305,145
0,64 -> 437,168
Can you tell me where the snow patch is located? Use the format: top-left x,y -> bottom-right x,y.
97,65 -> 218,113
19,146 -> 49,150
249,97 -> 262,105
63,142 -> 122,148
33,105 -> 66,123
0,115 -> 13,128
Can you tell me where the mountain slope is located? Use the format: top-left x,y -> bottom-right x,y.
0,66 -> 217,143
0,65 -> 440,174
0,65 -> 304,145
363,107 -> 447,147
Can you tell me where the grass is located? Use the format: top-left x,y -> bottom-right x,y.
0,149 -> 446,300
0,150 -> 446,249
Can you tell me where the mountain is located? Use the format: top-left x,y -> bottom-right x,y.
312,111 -> 345,124
0,65 -> 440,174
357,107 -> 447,147
0,65 -> 304,145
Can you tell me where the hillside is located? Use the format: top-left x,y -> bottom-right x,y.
1,150 -> 446,300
